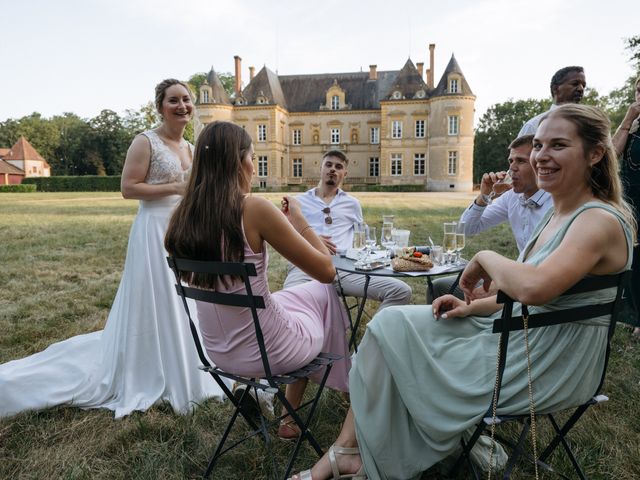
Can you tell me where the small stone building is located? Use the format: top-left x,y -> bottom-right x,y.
0,137 -> 51,184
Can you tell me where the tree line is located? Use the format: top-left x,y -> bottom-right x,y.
473,36 -> 640,182
0,74 -> 233,176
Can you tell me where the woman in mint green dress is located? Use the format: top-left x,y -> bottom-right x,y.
290,104 -> 636,480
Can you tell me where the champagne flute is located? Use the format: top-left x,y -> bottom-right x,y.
487,169 -> 513,204
443,222 -> 457,264
454,221 -> 466,265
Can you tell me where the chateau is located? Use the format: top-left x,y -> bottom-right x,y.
195,44 -> 475,191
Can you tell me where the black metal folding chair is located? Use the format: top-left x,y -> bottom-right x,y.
450,271 -> 631,479
167,257 -> 341,480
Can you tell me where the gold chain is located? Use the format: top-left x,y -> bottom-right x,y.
488,309 -> 539,480
523,311 -> 540,480
487,333 -> 502,480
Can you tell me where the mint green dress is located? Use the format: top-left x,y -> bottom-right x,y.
349,202 -> 633,480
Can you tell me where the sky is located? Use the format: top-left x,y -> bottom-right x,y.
1,0 -> 638,125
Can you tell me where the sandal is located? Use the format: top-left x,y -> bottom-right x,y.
328,445 -> 367,479
288,445 -> 367,480
278,418 -> 302,441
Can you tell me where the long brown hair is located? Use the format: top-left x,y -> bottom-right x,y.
165,121 -> 253,287
542,104 -> 637,242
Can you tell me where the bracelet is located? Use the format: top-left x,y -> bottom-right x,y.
299,225 -> 313,237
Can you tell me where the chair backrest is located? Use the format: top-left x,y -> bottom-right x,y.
166,256 -> 276,379
492,271 -> 631,406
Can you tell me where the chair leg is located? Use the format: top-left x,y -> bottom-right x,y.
502,420 -> 530,478
449,422 -> 485,477
546,414 -> 588,480
280,364 -> 334,479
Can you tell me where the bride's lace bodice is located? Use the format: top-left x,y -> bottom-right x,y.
141,130 -> 192,185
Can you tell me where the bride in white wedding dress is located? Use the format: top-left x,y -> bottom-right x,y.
0,79 -> 226,419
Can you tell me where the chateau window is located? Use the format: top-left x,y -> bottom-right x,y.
258,155 -> 268,177
414,153 -> 425,176
391,121 -> 402,139
292,158 -> 303,177
331,95 -> 339,110
448,116 -> 459,136
202,90 -> 209,103
331,128 -> 340,144
292,129 -> 301,145
449,78 -> 459,93
258,124 -> 267,142
369,157 -> 379,177
448,151 -> 458,175
415,120 -> 425,138
391,153 -> 402,176
370,127 -> 380,144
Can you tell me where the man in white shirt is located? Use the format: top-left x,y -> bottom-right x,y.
283,150 -> 412,310
518,66 -> 586,138
430,135 -> 553,300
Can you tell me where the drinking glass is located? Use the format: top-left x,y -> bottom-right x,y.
487,169 -> 513,203
454,221 -> 466,265
443,222 -> 457,264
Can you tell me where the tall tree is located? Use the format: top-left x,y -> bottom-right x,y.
89,109 -> 132,176
473,99 -> 550,183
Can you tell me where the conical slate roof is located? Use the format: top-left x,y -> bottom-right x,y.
382,58 -> 428,100
241,66 -> 287,108
203,67 -> 231,105
432,54 -> 474,96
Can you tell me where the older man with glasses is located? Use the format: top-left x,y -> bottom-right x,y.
283,150 -> 412,311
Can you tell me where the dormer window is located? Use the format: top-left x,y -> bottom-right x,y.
392,91 -> 402,100
202,90 -> 209,103
415,89 -> 426,99
236,97 -> 245,105
449,78 -> 459,93
324,81 -> 347,110
257,96 -> 267,105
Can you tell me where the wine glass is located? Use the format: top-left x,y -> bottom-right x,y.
487,169 -> 513,204
454,221 -> 466,265
380,222 -> 394,257
443,222 -> 457,264
363,226 -> 377,264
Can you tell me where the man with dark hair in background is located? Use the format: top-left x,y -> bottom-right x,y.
518,66 -> 586,137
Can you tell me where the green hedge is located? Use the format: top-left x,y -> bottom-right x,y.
22,176 -> 121,192
348,184 -> 425,192
0,183 -> 37,192
251,184 -> 427,193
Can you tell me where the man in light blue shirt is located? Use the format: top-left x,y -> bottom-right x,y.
430,135 -> 552,300
284,150 -> 412,310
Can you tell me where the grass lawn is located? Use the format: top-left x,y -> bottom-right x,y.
0,192 -> 639,479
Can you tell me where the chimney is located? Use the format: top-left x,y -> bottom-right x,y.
234,55 -> 242,95
426,69 -> 431,88
369,64 -> 377,80
249,66 -> 255,81
428,44 -> 435,88
416,62 -> 424,80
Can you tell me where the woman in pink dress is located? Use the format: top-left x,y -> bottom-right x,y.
164,121 -> 351,438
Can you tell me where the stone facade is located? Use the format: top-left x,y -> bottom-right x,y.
195,45 -> 475,191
